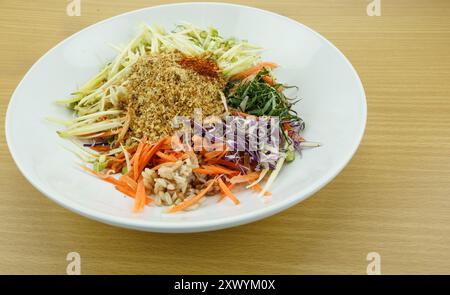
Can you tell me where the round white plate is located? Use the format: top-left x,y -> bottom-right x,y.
5,2 -> 366,233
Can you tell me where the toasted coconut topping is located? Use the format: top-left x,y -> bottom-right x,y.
124,52 -> 226,142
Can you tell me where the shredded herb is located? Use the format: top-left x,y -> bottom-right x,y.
225,69 -> 301,122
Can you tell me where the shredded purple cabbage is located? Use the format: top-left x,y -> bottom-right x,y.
175,115 -> 305,170
281,118 -> 305,152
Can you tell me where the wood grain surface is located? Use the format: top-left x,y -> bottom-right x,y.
1,0 -> 449,274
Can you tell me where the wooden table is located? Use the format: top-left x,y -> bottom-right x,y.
1,0 -> 449,274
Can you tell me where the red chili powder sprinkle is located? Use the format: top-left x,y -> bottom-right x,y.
178,56 -> 219,78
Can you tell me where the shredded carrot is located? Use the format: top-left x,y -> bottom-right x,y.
162,137 -> 172,145
282,122 -> 291,130
137,137 -> 166,174
203,151 -> 222,160
119,174 -> 137,191
107,158 -> 125,173
218,178 -> 240,205
81,166 -> 123,186
115,183 -> 152,204
82,127 -> 275,213
133,178 -> 148,212
160,144 -> 173,150
218,182 -> 235,203
96,129 -> 121,138
156,151 -> 178,162
132,145 -> 144,180
126,170 -> 135,180
192,168 -> 219,175
108,157 -> 126,164
233,111 -> 254,118
217,149 -> 228,159
262,75 -> 274,85
204,149 -> 228,161
141,143 -> 153,156
170,151 -> 181,158
130,138 -> 151,181
115,184 -> 136,198
205,152 -> 228,165
172,152 -> 189,159
201,165 -> 238,175
229,172 -> 260,184
110,162 -> 124,173
230,61 -> 278,80
90,145 -> 111,152
193,165 -> 238,175
214,159 -> 240,170
250,183 -> 271,196
131,139 -> 145,166
169,179 -> 216,213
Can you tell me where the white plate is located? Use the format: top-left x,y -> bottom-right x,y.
5,2 -> 366,233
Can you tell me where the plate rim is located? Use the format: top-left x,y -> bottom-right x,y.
5,2 -> 367,233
